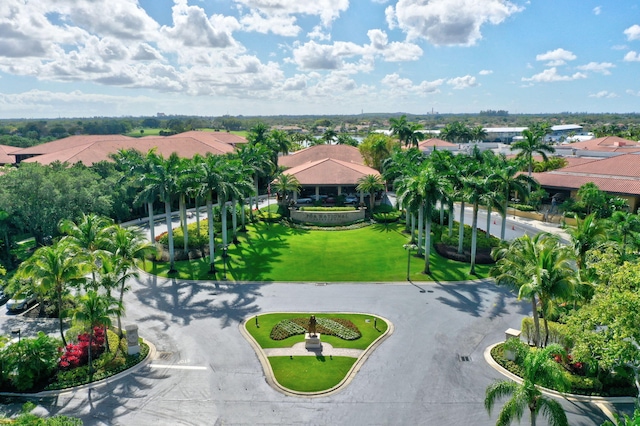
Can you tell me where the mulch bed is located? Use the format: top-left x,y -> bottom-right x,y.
434,243 -> 495,264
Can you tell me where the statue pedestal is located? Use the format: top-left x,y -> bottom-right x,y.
305,333 -> 322,350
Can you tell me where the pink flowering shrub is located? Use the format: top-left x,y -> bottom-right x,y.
59,327 -> 106,370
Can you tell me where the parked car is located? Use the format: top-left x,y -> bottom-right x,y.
0,289 -> 9,305
344,195 -> 358,204
309,194 -> 328,201
296,197 -> 313,204
6,293 -> 37,312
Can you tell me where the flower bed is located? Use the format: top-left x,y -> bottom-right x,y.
270,317 -> 361,341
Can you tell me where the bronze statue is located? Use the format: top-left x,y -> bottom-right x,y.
309,315 -> 317,336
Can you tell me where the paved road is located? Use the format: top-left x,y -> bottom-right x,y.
0,197 -> 621,425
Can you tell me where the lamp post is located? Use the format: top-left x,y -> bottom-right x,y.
11,328 -> 21,344
403,243 -> 418,281
512,197 -> 520,219
222,245 -> 228,280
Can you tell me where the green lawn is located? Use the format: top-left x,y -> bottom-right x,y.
142,222 -> 490,282
269,356 -> 356,393
246,313 -> 387,349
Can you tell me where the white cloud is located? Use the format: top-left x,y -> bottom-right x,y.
234,0 -> 349,27
624,25 -> 640,41
589,91 -> 618,99
522,67 -> 587,83
576,62 -> 615,75
384,6 -> 397,30
593,6 -> 601,15
160,3 -> 238,49
624,51 -> 640,62
381,73 -> 444,95
479,69 -> 493,75
627,89 -> 640,97
447,75 -> 478,89
240,10 -> 301,37
612,45 -> 628,50
366,30 -> 423,62
387,0 -> 523,46
535,48 -> 577,66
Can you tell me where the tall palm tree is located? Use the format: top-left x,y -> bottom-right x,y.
417,166 -> 450,274
321,128 -> 338,144
73,290 -> 120,378
566,213 -> 608,270
608,210 -> 640,260
511,129 -> 555,188
463,174 -> 495,275
389,115 -> 411,146
267,129 -> 292,169
17,240 -> 90,346
247,122 -> 269,145
470,125 -> 488,143
356,174 -> 385,216
488,156 -> 534,240
396,171 -> 426,254
59,213 -> 114,286
491,233 -> 576,347
272,173 -> 301,211
107,225 -> 154,336
175,156 -> 198,251
237,143 -> 274,217
485,344 -> 570,426
405,122 -> 425,148
143,152 -> 181,272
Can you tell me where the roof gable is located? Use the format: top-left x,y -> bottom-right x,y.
279,144 -> 364,168
283,158 -> 379,185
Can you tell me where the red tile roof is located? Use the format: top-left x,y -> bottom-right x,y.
0,144 -> 18,164
418,138 -> 456,149
533,172 -> 640,196
563,136 -> 640,152
279,145 -> 364,168
555,153 -> 640,178
283,158 -> 379,185
12,134 -> 134,156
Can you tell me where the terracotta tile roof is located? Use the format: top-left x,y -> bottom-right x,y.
11,134 -> 133,156
532,172 -> 640,196
563,136 -> 640,152
563,157 -> 600,168
0,144 -> 18,164
22,136 -> 235,166
418,138 -> 456,148
279,145 -> 364,168
554,153 -> 640,178
283,158 -> 379,185
168,130 -> 248,146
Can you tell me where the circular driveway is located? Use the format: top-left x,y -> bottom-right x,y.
7,273 -> 611,425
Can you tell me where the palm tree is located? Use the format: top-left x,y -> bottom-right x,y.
0,209 -> 11,266
176,156 -> 198,251
389,115 -> 411,146
608,211 -> 640,259
405,123 -> 425,148
17,240 -> 90,346
143,152 -> 181,272
440,121 -> 472,144
107,225 -> 154,336
566,213 -> 608,270
485,344 -> 570,426
356,174 -> 385,216
321,128 -> 338,144
59,213 -> 114,286
194,153 -> 225,273
417,166 -> 450,274
247,122 -> 269,145
271,173 -> 301,211
470,125 -> 488,143
73,290 -> 120,378
511,129 -> 555,188
463,174 -> 495,275
491,233 -> 576,347
267,129 -> 292,169
488,155 -> 534,240
396,171 -> 426,254
237,143 -> 274,217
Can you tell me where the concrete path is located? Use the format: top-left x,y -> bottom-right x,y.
263,341 -> 363,358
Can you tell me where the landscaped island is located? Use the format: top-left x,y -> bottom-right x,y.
243,313 -> 391,395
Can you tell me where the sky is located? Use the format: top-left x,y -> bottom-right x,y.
0,0 -> 639,119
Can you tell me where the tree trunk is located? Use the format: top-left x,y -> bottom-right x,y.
219,195 -> 228,247
411,213 -> 416,243
207,195 -> 215,272
448,201 -> 454,238
501,198 -> 508,240
165,201 -> 175,272
458,201 -> 466,254
470,203 -> 478,275
486,205 -> 492,238
531,296 -> 541,347
424,204 -> 432,275
180,194 -> 188,251
148,201 -> 155,243
530,406 -> 537,426
231,199 -> 238,242
417,206 -> 424,256
58,289 -> 67,347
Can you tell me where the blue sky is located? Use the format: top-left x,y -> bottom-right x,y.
0,0 -> 639,118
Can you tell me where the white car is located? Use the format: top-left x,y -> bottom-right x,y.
296,197 -> 313,204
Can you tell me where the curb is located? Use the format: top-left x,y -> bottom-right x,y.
484,342 -> 635,423
240,312 -> 394,398
0,337 -> 156,398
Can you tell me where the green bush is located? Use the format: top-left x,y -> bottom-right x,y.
299,207 -> 356,212
259,212 -> 282,223
440,222 -> 501,250
373,211 -> 402,223
521,317 -> 573,347
510,203 -> 536,212
0,332 -> 61,392
269,317 -> 362,341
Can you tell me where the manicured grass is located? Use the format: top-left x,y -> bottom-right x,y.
269,356 -> 356,392
246,313 -> 387,349
142,222 -> 490,282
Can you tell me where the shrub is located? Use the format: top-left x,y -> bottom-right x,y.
373,211 -> 402,223
521,317 -> 572,348
0,332 -> 61,392
59,326 -> 106,370
259,212 -> 282,223
299,206 -> 356,212
510,203 -> 536,212
440,222 -> 501,250
270,317 -> 362,341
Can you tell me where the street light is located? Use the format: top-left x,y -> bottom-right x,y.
11,328 -> 21,344
512,197 -> 520,219
403,243 -> 418,281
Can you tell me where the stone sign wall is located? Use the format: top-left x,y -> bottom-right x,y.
290,208 -> 365,225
